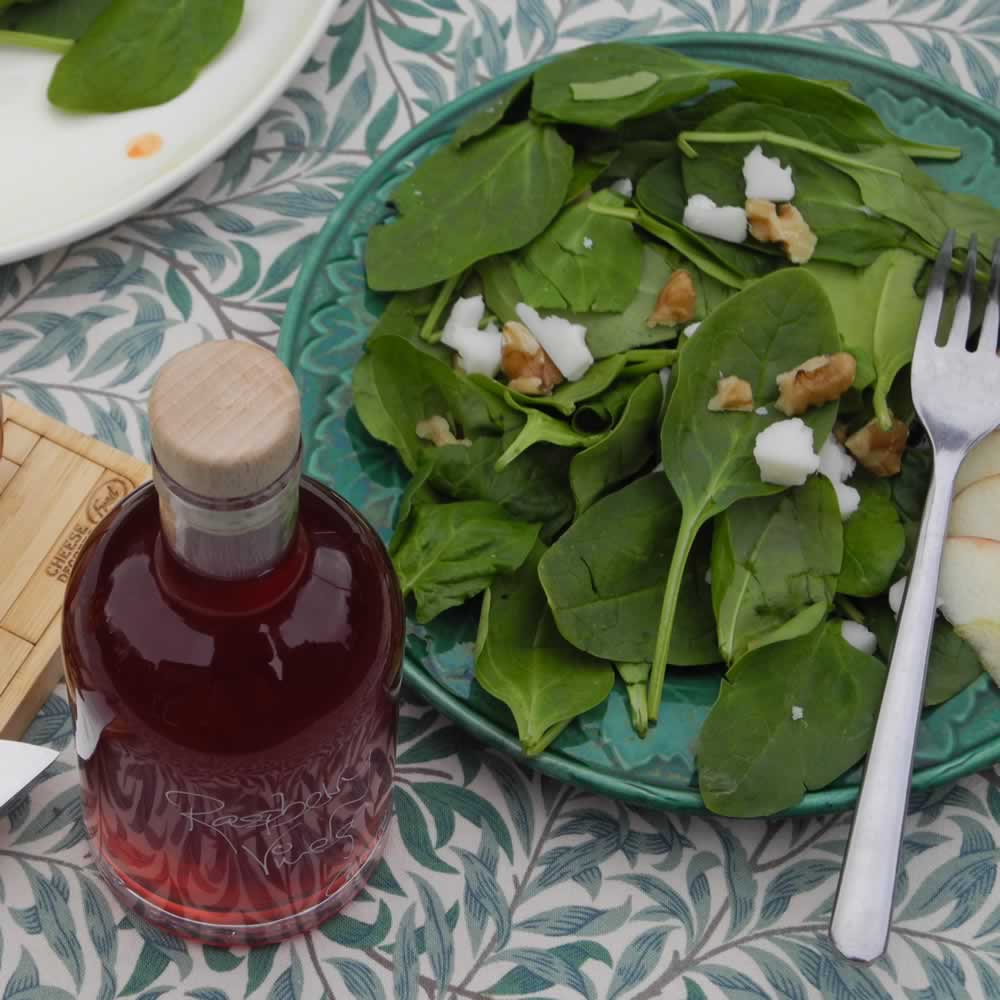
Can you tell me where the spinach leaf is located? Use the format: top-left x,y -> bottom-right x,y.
392,500 -> 539,623
513,191 -> 643,312
864,602 -> 984,707
353,335 -> 515,472
721,70 -> 959,160
571,377 -> 640,434
837,476 -> 905,598
806,250 -> 925,428
617,662 -> 651,738
366,122 -> 574,291
475,544 -> 615,755
468,355 -> 631,418
47,0 -> 243,112
566,151 -> 617,202
496,407 -> 602,471
679,106 -> 913,267
635,152 -> 774,282
711,476 -> 843,664
0,0 -> 107,38
452,78 -> 531,147
538,473 -> 719,667
576,244 -> 675,358
368,288 -> 441,354
424,435 -> 574,538
531,43 -> 716,128
477,255 -> 522,324
570,371 -> 662,515
697,622 -> 886,817
648,269 -> 841,720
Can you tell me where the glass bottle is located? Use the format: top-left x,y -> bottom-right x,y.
61,342 -> 404,945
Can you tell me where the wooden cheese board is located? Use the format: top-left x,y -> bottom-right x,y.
0,395 -> 150,739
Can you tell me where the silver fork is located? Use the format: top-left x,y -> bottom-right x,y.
830,230 -> 1000,964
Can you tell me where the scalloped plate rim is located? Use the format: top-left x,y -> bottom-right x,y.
280,32 -> 1000,816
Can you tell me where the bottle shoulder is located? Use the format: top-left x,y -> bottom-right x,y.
62,479 -> 404,752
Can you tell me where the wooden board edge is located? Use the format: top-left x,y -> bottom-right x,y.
0,616 -> 64,741
2,394 -> 151,484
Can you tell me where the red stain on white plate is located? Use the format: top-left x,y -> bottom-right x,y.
127,133 -> 164,159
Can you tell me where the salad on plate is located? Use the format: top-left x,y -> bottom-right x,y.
351,42 -> 1000,817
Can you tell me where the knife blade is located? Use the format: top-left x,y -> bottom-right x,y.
0,740 -> 59,810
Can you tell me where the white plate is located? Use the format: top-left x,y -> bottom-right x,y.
0,0 -> 340,265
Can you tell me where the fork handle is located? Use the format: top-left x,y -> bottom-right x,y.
830,448 -> 963,963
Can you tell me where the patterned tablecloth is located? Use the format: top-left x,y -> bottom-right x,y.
2,2 -> 1000,998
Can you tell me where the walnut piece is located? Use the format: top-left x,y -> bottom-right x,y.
746,199 -> 818,264
416,415 -> 471,448
647,269 -> 696,328
845,418 -> 908,477
708,375 -> 754,413
501,321 -> 563,396
775,352 -> 856,416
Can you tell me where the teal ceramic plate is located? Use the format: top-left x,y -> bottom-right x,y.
279,34 -> 1000,816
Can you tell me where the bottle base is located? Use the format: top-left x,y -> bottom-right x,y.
91,814 -> 392,946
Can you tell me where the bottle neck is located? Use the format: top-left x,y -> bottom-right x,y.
153,446 -> 301,581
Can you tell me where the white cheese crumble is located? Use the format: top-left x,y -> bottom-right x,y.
609,178 -> 634,198
841,620 -> 878,656
441,295 -> 502,377
742,145 -> 795,202
515,303 -> 594,382
791,705 -> 804,721
683,322 -> 701,338
888,577 -> 907,617
583,236 -> 594,249
752,418 -> 820,486
818,436 -> 860,520
682,194 -> 748,244
755,406 -> 768,416
819,436 -> 856,483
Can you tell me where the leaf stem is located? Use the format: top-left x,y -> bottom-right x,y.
647,507 -> 703,722
420,270 -> 465,343
677,130 -> 902,177
835,595 -> 866,625
0,30 -> 72,54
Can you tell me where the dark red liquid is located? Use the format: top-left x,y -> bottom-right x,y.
62,480 -> 404,944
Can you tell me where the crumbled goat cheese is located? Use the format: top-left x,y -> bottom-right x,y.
683,322 -> 701,338
841,620 -> 878,656
583,236 -> 594,249
832,480 -> 861,520
444,295 -> 485,339
743,145 -> 795,202
442,324 -> 502,376
819,436 -> 857,483
818,436 -> 860,520
791,705 -> 804,721
609,178 -> 634,198
755,406 -> 768,416
441,295 -> 502,376
683,194 -> 748,244
753,418 -> 820,486
515,303 -> 594,382
889,577 -> 907,617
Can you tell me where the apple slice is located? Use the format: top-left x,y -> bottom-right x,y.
954,428 -> 1000,495
938,536 -> 1000,684
948,474 -> 1000,541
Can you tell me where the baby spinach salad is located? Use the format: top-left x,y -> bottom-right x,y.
0,0 -> 243,113
356,42 -> 1000,817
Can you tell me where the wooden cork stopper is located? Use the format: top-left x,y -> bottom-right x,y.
149,342 -> 301,500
